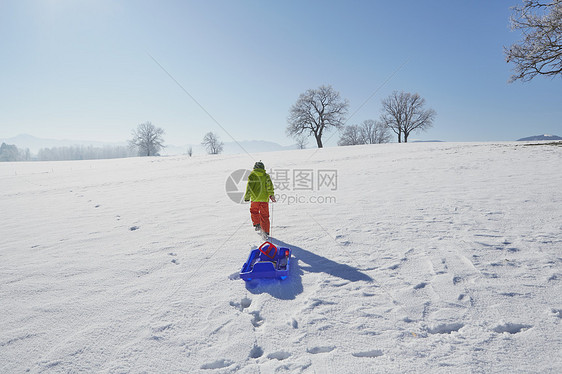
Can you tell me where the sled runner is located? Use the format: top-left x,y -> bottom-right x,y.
240,241 -> 291,281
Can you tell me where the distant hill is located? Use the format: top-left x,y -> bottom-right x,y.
517,134 -> 562,141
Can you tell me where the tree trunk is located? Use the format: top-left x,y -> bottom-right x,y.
315,126 -> 324,148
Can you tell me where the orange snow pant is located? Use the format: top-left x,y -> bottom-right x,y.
250,201 -> 270,234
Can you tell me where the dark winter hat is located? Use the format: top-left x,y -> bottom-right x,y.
254,161 -> 265,170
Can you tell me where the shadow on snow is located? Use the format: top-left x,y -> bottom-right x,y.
244,237 -> 372,300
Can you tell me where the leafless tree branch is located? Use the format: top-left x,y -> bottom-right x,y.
505,0 -> 562,82
202,132 -> 224,155
287,85 -> 349,148
380,91 -> 436,143
129,122 -> 165,156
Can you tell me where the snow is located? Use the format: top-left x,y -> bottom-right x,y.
1,142 -> 561,373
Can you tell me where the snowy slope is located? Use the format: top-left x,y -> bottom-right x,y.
1,142 -> 561,373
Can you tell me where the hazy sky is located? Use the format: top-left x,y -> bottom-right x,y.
1,0 -> 561,146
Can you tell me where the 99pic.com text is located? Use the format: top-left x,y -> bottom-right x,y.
274,193 -> 337,205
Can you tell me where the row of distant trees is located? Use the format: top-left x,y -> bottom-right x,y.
0,143 -> 31,162
369,91 -> 435,144
0,123 -> 221,162
0,142 -> 137,162
287,87 -> 436,148
338,120 -> 391,146
37,145 -> 135,161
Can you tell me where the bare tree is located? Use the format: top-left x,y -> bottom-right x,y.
338,125 -> 364,146
338,120 -> 391,146
202,132 -> 224,154
129,122 -> 165,156
295,135 -> 308,149
505,0 -> 562,82
360,119 -> 391,144
381,91 -> 436,143
287,85 -> 349,148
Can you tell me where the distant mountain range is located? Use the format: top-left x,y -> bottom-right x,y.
517,134 -> 562,141
0,134 -> 296,156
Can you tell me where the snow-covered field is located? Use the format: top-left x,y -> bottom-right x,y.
1,141 -> 561,373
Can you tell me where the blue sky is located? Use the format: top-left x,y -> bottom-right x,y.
1,0 -> 560,147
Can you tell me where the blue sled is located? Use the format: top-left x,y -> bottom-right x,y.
240,241 -> 291,281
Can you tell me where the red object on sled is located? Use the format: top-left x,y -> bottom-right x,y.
259,241 -> 277,259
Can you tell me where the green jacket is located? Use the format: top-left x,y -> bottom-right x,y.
244,168 -> 274,202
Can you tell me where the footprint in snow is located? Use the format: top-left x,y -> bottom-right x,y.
152,323 -> 173,333
335,234 -> 352,246
426,322 -> 464,334
499,292 -> 526,298
267,351 -> 291,360
200,359 -> 233,370
228,297 -> 263,327
229,297 -> 252,311
307,346 -> 335,354
309,299 -> 335,308
352,349 -> 383,358
149,323 -> 172,340
250,311 -> 264,327
249,345 -> 264,359
168,253 -> 179,265
493,322 -> 532,334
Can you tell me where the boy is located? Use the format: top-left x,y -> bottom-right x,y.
244,161 -> 276,237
